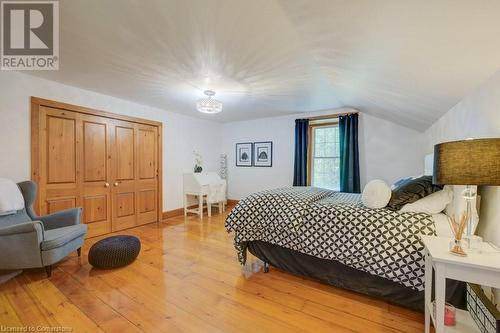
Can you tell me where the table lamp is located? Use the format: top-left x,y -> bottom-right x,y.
433,138 -> 500,248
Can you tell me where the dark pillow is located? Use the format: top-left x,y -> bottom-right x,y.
391,177 -> 413,189
386,176 -> 443,211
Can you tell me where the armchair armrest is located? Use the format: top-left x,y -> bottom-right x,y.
0,221 -> 44,269
0,221 -> 43,237
39,207 -> 82,230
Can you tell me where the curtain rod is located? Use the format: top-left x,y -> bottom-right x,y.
306,111 -> 359,121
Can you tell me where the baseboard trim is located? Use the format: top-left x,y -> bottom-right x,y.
162,208 -> 185,220
162,199 -> 239,220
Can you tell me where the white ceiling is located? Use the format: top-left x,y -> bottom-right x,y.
30,0 -> 500,130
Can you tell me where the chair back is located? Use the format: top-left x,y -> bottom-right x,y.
0,181 -> 36,227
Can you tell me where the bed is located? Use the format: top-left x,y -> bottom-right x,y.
225,187 -> 466,311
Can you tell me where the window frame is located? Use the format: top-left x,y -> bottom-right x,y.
307,120 -> 340,189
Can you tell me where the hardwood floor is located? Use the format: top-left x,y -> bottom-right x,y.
0,209 -> 426,333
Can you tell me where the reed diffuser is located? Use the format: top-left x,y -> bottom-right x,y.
448,213 -> 468,257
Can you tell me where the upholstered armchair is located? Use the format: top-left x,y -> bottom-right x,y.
0,181 -> 87,277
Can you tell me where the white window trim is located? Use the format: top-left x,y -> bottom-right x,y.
310,124 -> 340,191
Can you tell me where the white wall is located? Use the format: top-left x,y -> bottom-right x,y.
0,71 -> 223,211
424,69 -> 500,247
222,108 -> 425,199
359,113 -> 426,186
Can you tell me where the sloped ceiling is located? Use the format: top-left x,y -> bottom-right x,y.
29,0 -> 500,130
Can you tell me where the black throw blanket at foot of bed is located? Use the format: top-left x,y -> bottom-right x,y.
247,240 -> 466,312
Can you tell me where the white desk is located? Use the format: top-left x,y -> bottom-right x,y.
183,172 -> 226,218
422,236 -> 500,333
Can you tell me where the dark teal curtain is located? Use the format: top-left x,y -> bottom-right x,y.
293,119 -> 309,186
339,114 -> 360,193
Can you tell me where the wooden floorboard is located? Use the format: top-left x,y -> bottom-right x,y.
0,208 -> 426,332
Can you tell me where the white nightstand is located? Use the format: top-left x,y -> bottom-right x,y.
422,236 -> 500,333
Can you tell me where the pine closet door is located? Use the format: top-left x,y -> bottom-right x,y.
80,113 -> 113,237
37,106 -> 81,215
136,123 -> 159,226
110,118 -> 138,231
109,121 -> 160,230
32,97 -> 163,238
36,107 -> 113,237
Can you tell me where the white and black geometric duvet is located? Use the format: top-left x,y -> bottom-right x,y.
225,187 -> 436,291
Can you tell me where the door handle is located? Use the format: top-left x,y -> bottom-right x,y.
114,182 -> 119,187
104,183 -> 110,188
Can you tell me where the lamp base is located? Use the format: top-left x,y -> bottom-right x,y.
463,185 -> 476,237
463,235 -> 473,249
462,235 -> 484,253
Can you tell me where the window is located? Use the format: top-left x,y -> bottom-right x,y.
309,123 -> 340,190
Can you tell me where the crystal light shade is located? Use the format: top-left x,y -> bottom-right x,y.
197,90 -> 222,114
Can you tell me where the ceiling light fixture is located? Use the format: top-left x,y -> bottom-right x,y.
196,90 -> 222,114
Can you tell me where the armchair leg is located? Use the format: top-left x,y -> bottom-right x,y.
77,247 -> 82,257
44,265 -> 52,278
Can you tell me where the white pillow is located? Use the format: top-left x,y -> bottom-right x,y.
362,180 -> 392,209
432,213 -> 454,237
0,178 -> 24,215
400,186 -> 453,214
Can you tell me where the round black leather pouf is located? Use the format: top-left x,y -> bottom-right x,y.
88,235 -> 141,269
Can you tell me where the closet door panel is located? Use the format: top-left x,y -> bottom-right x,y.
116,192 -> 135,217
111,120 -> 137,231
83,121 -> 107,182
136,124 -> 159,225
138,189 -> 156,213
80,114 -> 112,237
115,126 -> 135,181
138,127 -> 156,179
39,107 -> 80,215
47,198 -> 76,214
82,195 -> 107,223
47,116 -> 77,183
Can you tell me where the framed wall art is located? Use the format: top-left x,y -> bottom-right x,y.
253,141 -> 272,167
235,142 -> 253,167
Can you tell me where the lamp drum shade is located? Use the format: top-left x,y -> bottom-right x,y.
433,138 -> 500,185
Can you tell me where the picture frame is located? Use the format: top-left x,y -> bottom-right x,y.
235,142 -> 253,167
253,141 -> 273,167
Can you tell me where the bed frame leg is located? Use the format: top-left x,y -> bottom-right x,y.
263,261 -> 270,273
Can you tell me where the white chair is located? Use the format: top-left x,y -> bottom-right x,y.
183,172 -> 226,218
